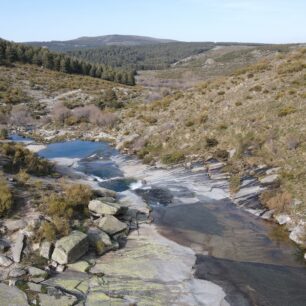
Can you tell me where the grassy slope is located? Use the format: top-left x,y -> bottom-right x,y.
118,47 -> 306,217
0,63 -> 144,121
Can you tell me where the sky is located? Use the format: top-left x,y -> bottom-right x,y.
0,0 -> 305,43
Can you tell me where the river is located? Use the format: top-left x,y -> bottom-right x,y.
35,139 -> 306,305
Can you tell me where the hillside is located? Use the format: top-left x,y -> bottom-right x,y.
25,35 -> 177,52
68,42 -> 216,70
0,40 -> 136,85
116,46 -> 306,220
0,62 -> 144,132
136,44 -> 296,88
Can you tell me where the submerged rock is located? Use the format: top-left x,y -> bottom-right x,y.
98,216 -> 128,236
51,231 -> 89,265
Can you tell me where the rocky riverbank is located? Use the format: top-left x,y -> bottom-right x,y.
0,139 -> 229,305
13,127 -> 306,254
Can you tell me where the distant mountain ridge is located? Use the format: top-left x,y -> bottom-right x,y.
25,35 -> 178,51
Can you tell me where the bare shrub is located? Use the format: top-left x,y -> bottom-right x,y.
9,105 -> 33,126
260,190 -> 292,213
96,111 -> 117,127
52,102 -> 71,124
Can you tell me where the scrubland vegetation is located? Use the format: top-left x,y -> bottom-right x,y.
0,62 -> 144,132
0,143 -> 53,175
117,47 -> 306,218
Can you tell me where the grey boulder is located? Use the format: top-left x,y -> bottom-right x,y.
98,216 -> 128,236
51,231 -> 89,265
0,283 -> 29,306
89,199 -> 127,216
87,227 -> 113,255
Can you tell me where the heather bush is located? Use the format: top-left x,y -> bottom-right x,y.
0,143 -> 53,175
0,178 -> 13,216
161,152 -> 185,164
45,183 -> 92,219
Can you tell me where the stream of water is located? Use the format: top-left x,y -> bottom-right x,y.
34,139 -> 306,305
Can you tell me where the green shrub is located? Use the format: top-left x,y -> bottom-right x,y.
45,183 -> 92,219
0,143 -> 53,176
161,152 -> 185,164
278,106 -> 296,117
214,149 -> 229,161
38,221 -> 56,242
0,128 -> 8,140
206,137 -> 219,148
229,175 -> 241,193
0,179 -> 13,216
16,169 -> 30,185
185,120 -> 194,127
250,85 -> 262,92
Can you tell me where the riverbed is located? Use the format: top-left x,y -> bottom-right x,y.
35,139 -> 306,305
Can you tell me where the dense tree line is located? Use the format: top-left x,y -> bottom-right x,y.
0,40 -> 135,85
68,42 -> 217,70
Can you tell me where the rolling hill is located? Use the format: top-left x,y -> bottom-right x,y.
25,34 -> 177,52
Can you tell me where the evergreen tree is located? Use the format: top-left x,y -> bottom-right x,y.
60,57 -> 71,73
0,40 -> 135,85
5,46 -> 17,62
53,55 -> 61,71
42,52 -> 54,69
89,65 -> 96,77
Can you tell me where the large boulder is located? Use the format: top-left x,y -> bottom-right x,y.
87,227 -> 114,255
0,283 -> 29,306
12,232 -> 26,263
98,216 -> 128,236
89,199 -> 127,216
51,231 -> 89,265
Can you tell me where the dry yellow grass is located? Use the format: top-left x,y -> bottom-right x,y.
118,47 -> 306,218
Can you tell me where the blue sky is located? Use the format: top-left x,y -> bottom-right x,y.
1,0 -> 305,43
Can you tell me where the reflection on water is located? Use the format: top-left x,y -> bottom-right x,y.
39,140 -> 133,192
